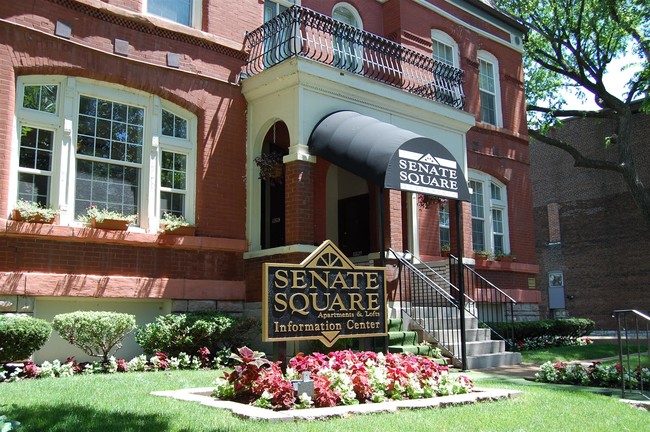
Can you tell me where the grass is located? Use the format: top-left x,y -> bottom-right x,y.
520,343 -> 620,364
1,368 -> 648,432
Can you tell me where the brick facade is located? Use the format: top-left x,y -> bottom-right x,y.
0,0 -> 541,358
531,108 -> 650,329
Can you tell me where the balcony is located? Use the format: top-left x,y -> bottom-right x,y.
241,6 -> 465,110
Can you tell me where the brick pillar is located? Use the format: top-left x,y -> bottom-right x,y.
284,159 -> 314,245
449,200 -> 473,258
384,189 -> 403,251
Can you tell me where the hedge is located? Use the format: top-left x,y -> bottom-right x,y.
488,318 -> 595,341
135,312 -> 257,357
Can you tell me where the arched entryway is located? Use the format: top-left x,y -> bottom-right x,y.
258,121 -> 289,249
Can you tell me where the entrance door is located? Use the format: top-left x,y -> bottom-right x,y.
338,194 -> 370,257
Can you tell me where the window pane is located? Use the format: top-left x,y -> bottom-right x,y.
160,191 -> 185,216
18,173 -> 50,206
162,110 -> 188,139
433,41 -> 453,65
23,84 -> 58,113
470,181 -> 484,218
20,127 -> 53,171
75,160 -> 140,220
77,96 -> 143,163
480,91 -> 496,125
148,0 -> 192,26
479,60 -> 495,92
439,203 -> 450,247
491,183 -> 502,201
472,219 -> 485,251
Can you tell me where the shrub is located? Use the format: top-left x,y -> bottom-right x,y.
0,314 -> 52,363
135,312 -> 253,357
488,318 -> 594,342
52,311 -> 136,363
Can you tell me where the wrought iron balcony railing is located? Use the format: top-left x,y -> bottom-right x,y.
242,6 -> 465,110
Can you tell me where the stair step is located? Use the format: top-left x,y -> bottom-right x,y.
417,327 -> 492,343
465,351 -> 522,369
388,345 -> 433,356
387,318 -> 403,332
388,330 -> 419,346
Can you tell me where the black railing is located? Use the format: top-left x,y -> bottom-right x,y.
389,249 -> 463,361
613,309 -> 650,400
449,255 -> 517,347
242,6 -> 465,109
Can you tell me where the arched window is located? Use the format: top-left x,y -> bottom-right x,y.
13,76 -> 197,231
469,170 -> 509,254
477,50 -> 502,127
431,30 -> 459,68
332,3 -> 363,73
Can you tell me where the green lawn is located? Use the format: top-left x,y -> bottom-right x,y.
1,368 -> 647,432
520,343 -> 620,365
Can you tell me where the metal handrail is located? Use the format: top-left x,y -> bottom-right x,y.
388,248 -> 463,361
449,254 -> 517,347
241,5 -> 465,109
612,309 -> 650,400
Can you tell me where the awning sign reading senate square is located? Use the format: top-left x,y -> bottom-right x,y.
262,241 -> 387,347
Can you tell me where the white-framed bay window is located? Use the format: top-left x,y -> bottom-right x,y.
145,0 -> 202,29
469,170 -> 509,254
11,76 -> 196,232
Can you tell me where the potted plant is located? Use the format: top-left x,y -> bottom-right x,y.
473,250 -> 490,261
11,199 -> 59,223
495,251 -> 515,262
81,206 -> 136,230
254,151 -> 284,185
159,212 -> 196,236
440,244 -> 451,257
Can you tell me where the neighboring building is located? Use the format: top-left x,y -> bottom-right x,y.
0,0 -> 539,363
531,104 -> 650,329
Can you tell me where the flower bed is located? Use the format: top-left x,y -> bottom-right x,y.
212,347 -> 473,411
535,360 -> 650,388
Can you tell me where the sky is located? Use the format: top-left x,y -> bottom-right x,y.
562,52 -> 644,110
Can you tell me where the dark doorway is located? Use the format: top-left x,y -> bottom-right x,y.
261,141 -> 286,249
338,194 -> 370,257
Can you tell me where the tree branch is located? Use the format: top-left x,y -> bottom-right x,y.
529,129 -> 624,172
527,105 -> 615,118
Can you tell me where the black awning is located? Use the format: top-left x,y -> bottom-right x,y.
308,111 -> 470,201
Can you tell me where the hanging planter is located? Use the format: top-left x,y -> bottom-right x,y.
417,194 -> 447,209
254,151 -> 284,186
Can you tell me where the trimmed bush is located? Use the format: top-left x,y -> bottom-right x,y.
0,314 -> 52,363
52,311 -> 136,363
489,318 -> 595,342
135,312 -> 255,357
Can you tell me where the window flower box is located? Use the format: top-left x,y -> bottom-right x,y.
11,200 -> 58,224
90,217 -> 130,231
82,206 -> 136,231
159,213 -> 195,236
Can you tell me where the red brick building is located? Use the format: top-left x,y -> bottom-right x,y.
531,105 -> 650,329
0,0 -> 539,362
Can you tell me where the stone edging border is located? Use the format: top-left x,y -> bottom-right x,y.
152,387 -> 523,422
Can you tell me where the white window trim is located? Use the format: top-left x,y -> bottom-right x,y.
143,0 -> 203,30
469,170 -> 510,254
11,76 -> 197,233
332,2 -> 363,29
430,30 -> 459,68
477,50 -> 503,128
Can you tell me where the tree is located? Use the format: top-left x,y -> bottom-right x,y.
493,0 -> 650,224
